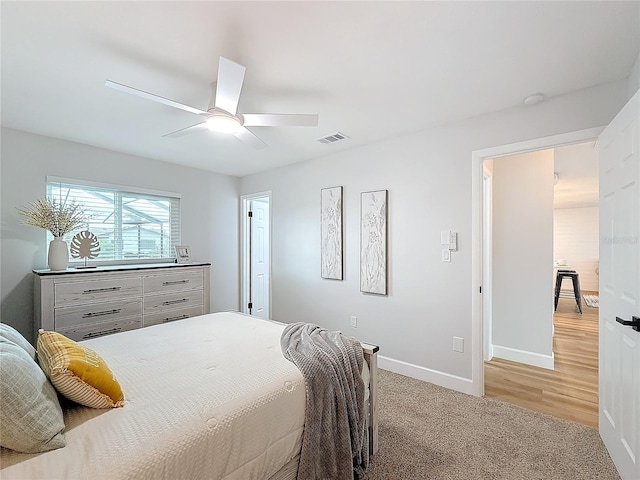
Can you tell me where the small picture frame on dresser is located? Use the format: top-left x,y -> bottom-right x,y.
175,245 -> 191,264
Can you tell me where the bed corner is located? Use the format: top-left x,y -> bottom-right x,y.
361,342 -> 379,456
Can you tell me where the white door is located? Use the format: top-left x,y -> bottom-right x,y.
599,89 -> 640,480
250,198 -> 270,319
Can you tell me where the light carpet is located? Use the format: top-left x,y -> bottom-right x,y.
366,369 -> 619,480
584,294 -> 599,308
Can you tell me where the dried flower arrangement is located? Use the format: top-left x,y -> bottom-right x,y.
17,198 -> 86,238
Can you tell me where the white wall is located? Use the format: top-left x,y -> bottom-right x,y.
0,128 -> 240,343
491,150 -> 555,368
239,80 -> 628,392
628,52 -> 640,99
554,207 -> 599,292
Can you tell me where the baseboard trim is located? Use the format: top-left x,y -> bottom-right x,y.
378,355 -> 475,395
492,345 -> 555,370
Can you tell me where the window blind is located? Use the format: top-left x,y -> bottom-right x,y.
46,180 -> 181,263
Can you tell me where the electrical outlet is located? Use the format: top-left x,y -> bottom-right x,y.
453,336 -> 464,353
350,316 -> 357,328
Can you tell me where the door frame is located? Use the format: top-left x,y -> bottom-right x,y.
470,127 -> 604,397
240,191 -> 272,317
482,170 -> 493,361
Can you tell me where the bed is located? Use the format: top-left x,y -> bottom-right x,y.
0,311 -> 378,480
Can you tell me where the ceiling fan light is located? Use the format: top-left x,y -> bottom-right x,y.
206,113 -> 241,134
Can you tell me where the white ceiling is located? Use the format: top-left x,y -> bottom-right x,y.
1,1 -> 639,177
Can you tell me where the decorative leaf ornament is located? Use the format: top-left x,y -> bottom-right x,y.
70,230 -> 100,268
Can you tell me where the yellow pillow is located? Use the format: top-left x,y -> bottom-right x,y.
37,330 -> 124,409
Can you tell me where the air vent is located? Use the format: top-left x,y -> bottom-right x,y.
317,132 -> 350,145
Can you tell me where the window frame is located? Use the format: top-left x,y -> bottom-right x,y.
46,176 -> 181,266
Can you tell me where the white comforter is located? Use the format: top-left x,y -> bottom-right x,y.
1,312 -> 306,480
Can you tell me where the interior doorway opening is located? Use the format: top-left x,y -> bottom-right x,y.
241,192 -> 271,320
481,141 -> 600,427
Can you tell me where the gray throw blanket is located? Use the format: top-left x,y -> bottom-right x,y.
281,322 -> 368,480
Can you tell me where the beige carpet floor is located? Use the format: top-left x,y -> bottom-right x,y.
365,369 -> 619,480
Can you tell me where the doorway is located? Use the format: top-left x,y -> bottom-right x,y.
481,141 -> 600,427
470,127 -> 604,397
241,192 -> 271,319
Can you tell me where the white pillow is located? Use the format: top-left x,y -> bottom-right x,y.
0,322 -> 36,360
0,338 -> 66,453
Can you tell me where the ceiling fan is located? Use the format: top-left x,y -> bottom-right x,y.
105,57 -> 319,149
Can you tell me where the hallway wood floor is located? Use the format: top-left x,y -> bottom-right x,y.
484,292 -> 599,428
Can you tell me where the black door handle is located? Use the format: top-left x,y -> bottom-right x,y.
615,316 -> 640,332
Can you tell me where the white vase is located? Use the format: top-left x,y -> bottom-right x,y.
48,238 -> 69,271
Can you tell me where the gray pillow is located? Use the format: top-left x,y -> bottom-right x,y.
0,322 -> 36,360
0,338 -> 66,453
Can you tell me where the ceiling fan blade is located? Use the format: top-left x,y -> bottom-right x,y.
215,57 -> 246,116
234,127 -> 268,149
242,113 -> 319,127
162,122 -> 208,138
105,80 -> 208,116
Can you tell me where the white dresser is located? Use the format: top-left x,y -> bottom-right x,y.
34,263 -> 211,341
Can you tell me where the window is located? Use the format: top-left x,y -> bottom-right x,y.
47,178 -> 180,263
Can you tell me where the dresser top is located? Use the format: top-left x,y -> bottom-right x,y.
33,262 -> 211,276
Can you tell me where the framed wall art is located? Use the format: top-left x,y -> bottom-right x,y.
360,190 -> 387,295
321,186 -> 343,280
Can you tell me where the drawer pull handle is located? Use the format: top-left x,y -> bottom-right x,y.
162,280 -> 189,286
83,287 -> 122,294
163,298 -> 188,306
82,327 -> 121,339
82,308 -> 121,318
164,314 -> 190,323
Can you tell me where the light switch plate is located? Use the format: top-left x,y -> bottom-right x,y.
448,232 -> 458,251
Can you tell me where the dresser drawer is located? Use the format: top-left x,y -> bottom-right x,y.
144,305 -> 204,327
55,298 -> 143,330
143,270 -> 203,295
143,290 -> 204,314
55,277 -> 142,306
59,317 -> 142,342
